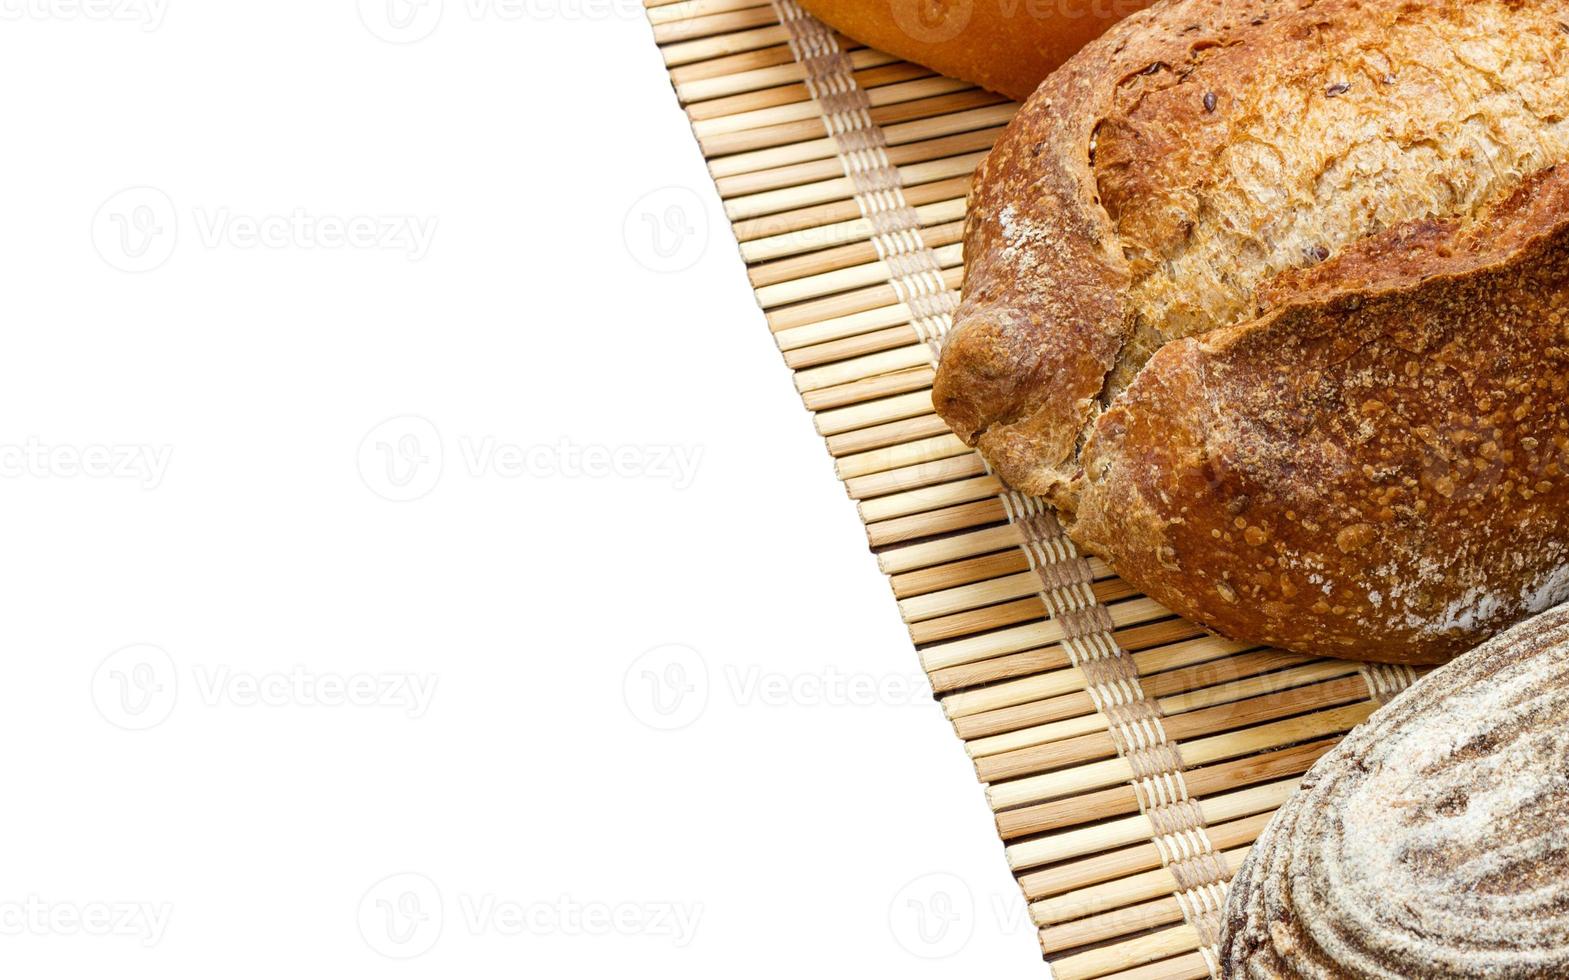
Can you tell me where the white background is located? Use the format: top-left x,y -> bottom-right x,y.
0,1 -> 1041,977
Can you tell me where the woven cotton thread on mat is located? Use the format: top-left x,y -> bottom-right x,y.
645,5 -> 1423,976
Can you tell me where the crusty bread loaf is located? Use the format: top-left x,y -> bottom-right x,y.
792,0 -> 1156,102
1220,602 -> 1569,978
934,0 -> 1569,663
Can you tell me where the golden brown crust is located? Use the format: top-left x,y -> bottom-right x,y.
791,0 -> 1157,102
935,0 -> 1569,662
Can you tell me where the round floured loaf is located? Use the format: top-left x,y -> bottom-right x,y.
933,0 -> 1569,663
1220,602 -> 1569,978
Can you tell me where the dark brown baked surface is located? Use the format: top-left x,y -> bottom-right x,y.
934,0 -> 1569,663
1220,603 -> 1569,977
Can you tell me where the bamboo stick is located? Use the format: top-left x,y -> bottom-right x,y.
756,242 -> 963,308
966,658 -> 1324,760
930,643 -> 1072,694
800,366 -> 934,413
1006,778 -> 1300,872
771,266 -> 960,334
700,89 -> 1007,157
749,219 -> 964,288
725,152 -> 983,221
858,473 -> 1000,524
694,76 -> 972,138
648,0 -> 772,27
929,596 -> 1169,678
1096,952 -> 1212,980
666,41 -> 799,85
675,48 -> 896,104
1039,895 -> 1184,957
974,673 -> 1370,784
1139,648 -> 1305,700
833,432 -> 967,481
900,570 -> 1040,623
1053,924 -> 1204,980
1019,812 -> 1270,904
996,737 -> 1339,840
785,326 -> 918,371
887,544 -> 1030,596
875,523 -> 1022,575
652,6 -> 778,46
1030,846 -> 1250,927
827,414 -> 949,458
793,343 -> 933,394
815,390 -> 937,438
686,62 -> 931,123
909,596 -> 1046,644
968,709 -> 1108,764
661,24 -> 792,68
776,304 -> 911,352
870,499 -> 1010,549
844,450 -> 987,504
742,198 -> 965,266
733,176 -> 970,243
956,688 -> 1098,744
988,702 -> 1374,811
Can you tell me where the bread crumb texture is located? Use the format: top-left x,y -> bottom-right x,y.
1221,604 -> 1569,977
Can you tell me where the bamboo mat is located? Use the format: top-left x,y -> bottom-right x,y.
643,3 -> 1427,976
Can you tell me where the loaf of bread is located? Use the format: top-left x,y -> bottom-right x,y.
933,0 -> 1569,663
1219,602 -> 1569,977
793,0 -> 1156,101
